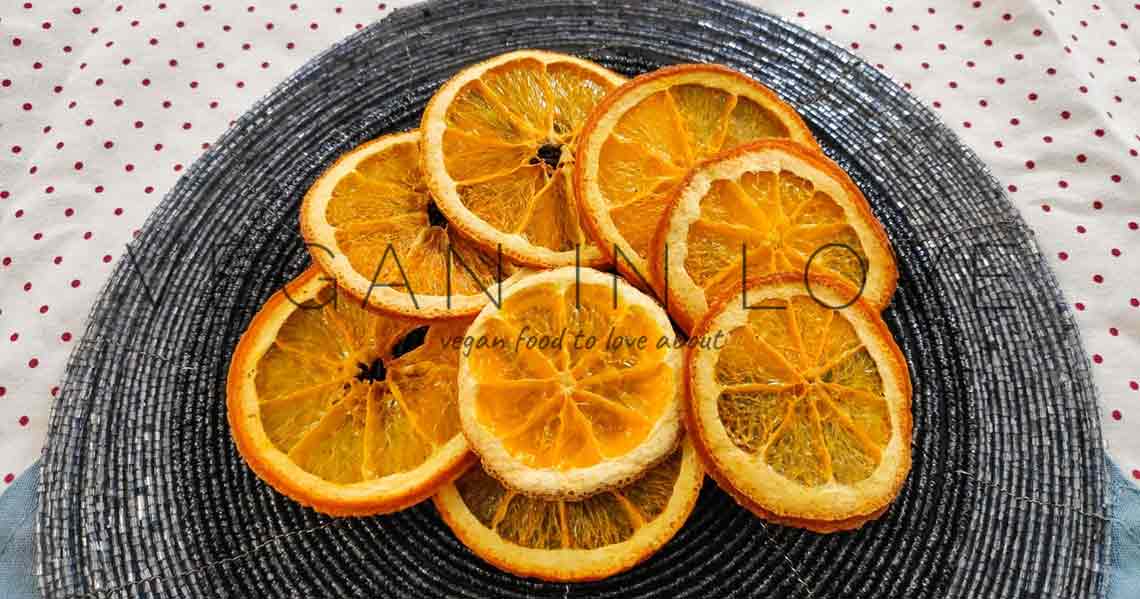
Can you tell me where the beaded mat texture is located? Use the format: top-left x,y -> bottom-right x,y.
36,0 -> 1110,597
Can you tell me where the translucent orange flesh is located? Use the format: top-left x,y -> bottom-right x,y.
467,282 -> 673,469
254,285 -> 472,482
455,446 -> 683,549
443,59 -> 620,253
713,295 -> 889,486
326,138 -> 513,298
597,84 -> 794,258
681,171 -> 868,304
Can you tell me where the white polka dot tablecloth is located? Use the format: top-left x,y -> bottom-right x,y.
1,0 -> 1137,494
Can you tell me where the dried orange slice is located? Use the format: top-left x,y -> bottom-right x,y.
686,273 -> 912,532
576,64 -> 818,285
300,130 -> 524,320
420,50 -> 626,268
652,139 -> 898,333
227,267 -> 474,516
458,267 -> 683,499
434,437 -> 702,582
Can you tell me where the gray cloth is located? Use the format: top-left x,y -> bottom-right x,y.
0,461 -> 40,598
1109,460 -> 1140,598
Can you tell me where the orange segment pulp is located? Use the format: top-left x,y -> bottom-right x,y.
686,273 -> 912,532
458,267 -> 683,499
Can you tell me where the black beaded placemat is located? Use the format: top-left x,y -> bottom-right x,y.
37,1 -> 1110,597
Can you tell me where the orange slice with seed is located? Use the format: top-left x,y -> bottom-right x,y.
227,267 -> 474,516
686,273 -> 912,532
420,50 -> 626,268
301,130 -> 525,319
457,267 -> 683,499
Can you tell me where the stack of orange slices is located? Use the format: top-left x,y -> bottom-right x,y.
227,49 -> 912,582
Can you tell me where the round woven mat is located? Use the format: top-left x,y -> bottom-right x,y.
37,1 -> 1110,597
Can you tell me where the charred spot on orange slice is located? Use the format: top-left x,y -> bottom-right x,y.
532,143 -> 563,168
426,201 -> 449,228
